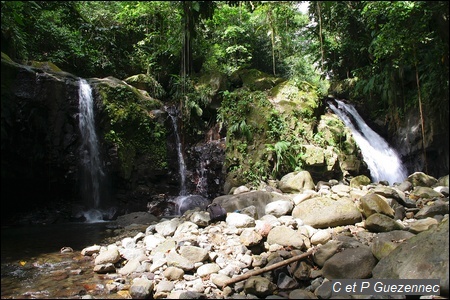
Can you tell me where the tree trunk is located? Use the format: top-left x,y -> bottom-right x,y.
316,1 -> 324,73
182,1 -> 193,77
414,48 -> 428,174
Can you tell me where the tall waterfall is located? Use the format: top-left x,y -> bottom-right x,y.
78,79 -> 108,222
167,107 -> 188,196
328,99 -> 408,185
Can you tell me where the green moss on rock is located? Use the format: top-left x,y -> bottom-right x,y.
28,61 -> 63,72
93,78 -> 168,179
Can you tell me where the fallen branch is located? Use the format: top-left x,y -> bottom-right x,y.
222,246 -> 319,288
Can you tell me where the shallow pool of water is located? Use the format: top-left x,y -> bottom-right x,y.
1,222 -> 123,299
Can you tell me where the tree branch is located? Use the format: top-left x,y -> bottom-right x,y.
222,246 -> 319,288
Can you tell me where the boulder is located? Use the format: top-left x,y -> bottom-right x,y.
372,218 -> 449,297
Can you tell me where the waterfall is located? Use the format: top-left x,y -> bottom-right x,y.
195,160 -> 208,196
167,106 -> 188,196
328,99 -> 408,185
78,78 -> 112,222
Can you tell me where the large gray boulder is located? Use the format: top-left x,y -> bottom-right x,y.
322,244 -> 378,279
212,190 -> 275,219
292,197 -> 362,228
278,171 -> 316,193
372,217 -> 449,297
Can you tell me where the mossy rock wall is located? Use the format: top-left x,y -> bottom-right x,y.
1,55 -> 179,218
90,77 -> 175,208
220,71 -> 367,192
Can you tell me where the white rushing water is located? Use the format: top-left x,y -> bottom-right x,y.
167,106 -> 188,196
78,78 -> 105,211
328,99 -> 407,185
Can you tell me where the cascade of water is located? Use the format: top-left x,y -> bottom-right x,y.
167,106 -> 188,196
328,99 -> 408,185
195,160 -> 208,196
78,78 -> 109,222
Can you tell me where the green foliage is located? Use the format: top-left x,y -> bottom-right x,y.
3,0 -> 447,187
1,1 -> 34,60
169,74 -> 213,122
265,140 -> 305,178
201,3 -> 253,74
99,82 -> 167,175
217,88 -> 257,140
266,111 -> 285,140
229,119 -> 252,141
311,1 -> 448,125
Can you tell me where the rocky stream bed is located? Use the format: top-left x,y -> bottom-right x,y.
1,171 -> 449,299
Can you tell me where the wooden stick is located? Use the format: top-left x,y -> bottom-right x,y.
222,246 -> 318,288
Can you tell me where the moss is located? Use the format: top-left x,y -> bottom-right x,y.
124,74 -> 165,99
28,61 -> 63,72
221,73 -> 361,188
235,69 -> 282,91
1,52 -> 14,62
95,79 -> 168,178
269,80 -> 319,117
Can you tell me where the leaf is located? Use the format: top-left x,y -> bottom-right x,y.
195,106 -> 203,117
19,261 -> 27,266
192,1 -> 200,12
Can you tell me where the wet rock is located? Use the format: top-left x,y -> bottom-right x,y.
213,190 -> 274,219
176,195 -> 210,216
114,212 -> 159,227
407,172 -> 438,187
350,175 -> 371,188
410,186 -> 444,200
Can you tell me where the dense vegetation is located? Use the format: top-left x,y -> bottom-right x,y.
2,1 -> 447,120
2,0 -> 448,143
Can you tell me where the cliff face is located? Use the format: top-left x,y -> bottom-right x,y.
2,54 -> 446,224
1,56 -> 82,217
1,55 -> 227,222
1,56 -> 171,220
390,105 -> 449,179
